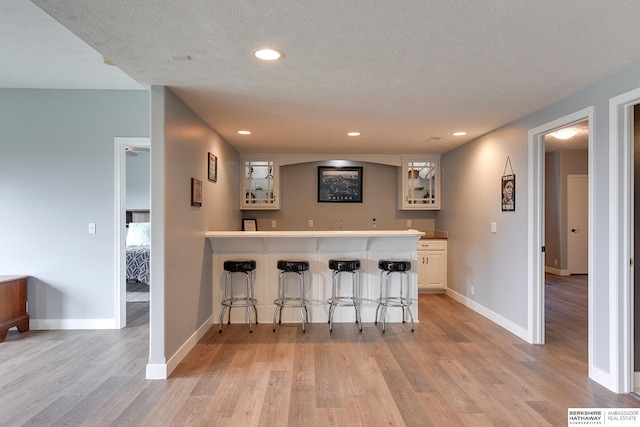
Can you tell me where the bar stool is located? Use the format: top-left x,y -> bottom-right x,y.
219,259 -> 258,333
327,258 -> 361,333
273,260 -> 310,333
375,259 -> 414,333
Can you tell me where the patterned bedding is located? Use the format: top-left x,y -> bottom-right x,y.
126,245 -> 150,284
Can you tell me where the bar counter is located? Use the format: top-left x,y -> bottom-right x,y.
206,230 -> 424,325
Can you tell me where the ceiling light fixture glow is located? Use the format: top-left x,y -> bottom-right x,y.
347,132 -> 360,136
452,131 -> 467,136
237,130 -> 252,135
253,48 -> 283,61
549,128 -> 578,140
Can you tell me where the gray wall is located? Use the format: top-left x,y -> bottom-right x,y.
545,150 -> 588,272
242,161 -> 437,231
0,89 -> 149,322
126,151 -> 150,210
438,62 -> 640,378
149,87 -> 241,366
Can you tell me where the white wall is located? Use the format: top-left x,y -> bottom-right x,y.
126,151 -> 150,210
148,87 -> 241,375
0,89 -> 149,325
438,62 -> 640,386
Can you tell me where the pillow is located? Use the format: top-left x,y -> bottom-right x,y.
126,222 -> 151,246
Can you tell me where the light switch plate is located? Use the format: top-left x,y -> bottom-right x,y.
491,222 -> 497,234
89,222 -> 96,234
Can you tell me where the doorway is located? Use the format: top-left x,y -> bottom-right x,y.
528,107 -> 593,354
115,137 -> 150,328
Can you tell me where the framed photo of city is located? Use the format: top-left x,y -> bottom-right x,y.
318,166 -> 363,203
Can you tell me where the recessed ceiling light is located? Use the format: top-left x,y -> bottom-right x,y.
238,130 -> 252,135
549,128 -> 579,140
253,48 -> 283,61
347,132 -> 360,137
452,131 -> 467,136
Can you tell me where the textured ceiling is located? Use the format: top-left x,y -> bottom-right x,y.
0,1 -> 141,90
18,1 -> 640,154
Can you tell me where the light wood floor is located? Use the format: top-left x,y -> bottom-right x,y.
0,276 -> 638,426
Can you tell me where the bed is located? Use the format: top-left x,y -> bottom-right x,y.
126,219 -> 150,284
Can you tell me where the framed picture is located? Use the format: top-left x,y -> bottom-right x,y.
242,218 -> 257,231
318,166 -> 363,203
501,174 -> 515,211
208,152 -> 218,182
191,178 -> 202,207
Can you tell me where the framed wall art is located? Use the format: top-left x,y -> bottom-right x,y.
317,166 -> 363,203
242,218 -> 257,231
502,156 -> 515,211
191,178 -> 202,207
501,174 -> 515,211
208,152 -> 218,182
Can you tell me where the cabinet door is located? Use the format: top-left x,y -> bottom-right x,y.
241,159 -> 280,209
400,156 -> 440,210
424,251 -> 445,289
417,251 -> 428,290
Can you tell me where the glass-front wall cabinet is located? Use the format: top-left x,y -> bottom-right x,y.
241,158 -> 280,209
399,155 -> 440,210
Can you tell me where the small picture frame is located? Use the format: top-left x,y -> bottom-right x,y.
318,166 -> 363,203
242,218 -> 257,232
501,174 -> 515,211
208,152 -> 218,182
191,178 -> 202,207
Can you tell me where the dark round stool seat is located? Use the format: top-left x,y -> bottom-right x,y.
378,259 -> 411,272
224,259 -> 256,272
328,258 -> 360,271
277,260 -> 310,272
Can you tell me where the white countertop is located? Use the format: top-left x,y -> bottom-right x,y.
206,229 -> 425,238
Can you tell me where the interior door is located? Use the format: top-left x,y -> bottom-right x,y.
567,174 -> 588,274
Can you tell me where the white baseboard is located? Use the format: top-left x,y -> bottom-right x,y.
544,266 -> 570,276
445,289 -> 528,342
146,363 -> 168,380
146,314 -> 215,380
30,318 -> 117,330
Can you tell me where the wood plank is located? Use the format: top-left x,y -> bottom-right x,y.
0,277 -> 638,426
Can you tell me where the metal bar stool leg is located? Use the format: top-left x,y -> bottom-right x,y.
354,270 -> 362,331
219,271 -> 232,332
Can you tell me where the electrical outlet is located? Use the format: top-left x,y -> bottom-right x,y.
371,218 -> 377,228
491,222 -> 497,234
470,285 -> 475,296
308,219 -> 313,228
407,219 -> 412,228
554,258 -> 558,266
271,220 -> 277,228
88,223 -> 96,234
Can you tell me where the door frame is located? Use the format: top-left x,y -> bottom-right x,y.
114,137 -> 151,328
527,107 -> 593,353
609,87 -> 640,393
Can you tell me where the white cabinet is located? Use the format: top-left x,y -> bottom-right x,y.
417,240 -> 447,293
399,155 -> 441,210
241,158 -> 280,210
